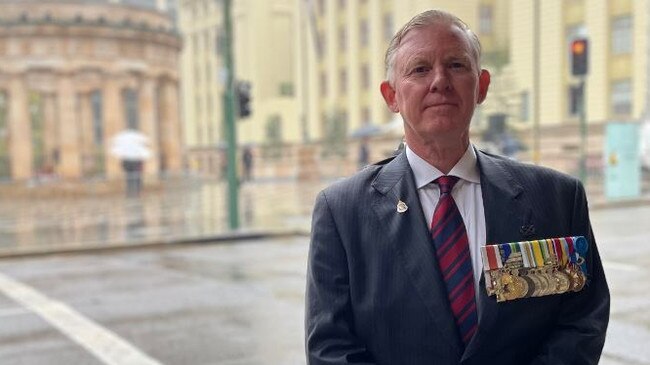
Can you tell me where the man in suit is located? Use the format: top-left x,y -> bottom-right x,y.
305,9 -> 610,365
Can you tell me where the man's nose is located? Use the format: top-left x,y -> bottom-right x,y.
428,66 -> 451,92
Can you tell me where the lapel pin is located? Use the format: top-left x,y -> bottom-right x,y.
520,224 -> 536,238
396,200 -> 408,213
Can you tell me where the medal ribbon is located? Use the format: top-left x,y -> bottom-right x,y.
531,240 -> 545,267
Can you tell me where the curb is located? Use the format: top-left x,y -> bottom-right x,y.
0,228 -> 311,260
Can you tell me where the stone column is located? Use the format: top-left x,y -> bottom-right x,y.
57,74 -> 81,179
103,76 -> 123,179
159,80 -> 182,172
78,92 -> 94,176
8,75 -> 31,180
139,77 -> 160,179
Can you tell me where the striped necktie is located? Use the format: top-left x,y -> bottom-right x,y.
431,176 -> 478,345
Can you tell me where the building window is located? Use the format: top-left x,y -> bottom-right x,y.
361,107 -> 370,123
339,27 -> 346,51
279,82 -> 294,96
340,69 -> 347,93
611,15 -> 632,55
339,0 -> 346,10
568,83 -> 584,117
479,5 -> 493,35
383,13 -> 393,41
361,63 -> 370,89
320,72 -> 327,96
520,91 -> 529,122
215,27 -> 224,56
360,19 -> 369,47
91,90 -> 103,144
0,92 -> 9,178
611,79 -> 632,115
316,32 -> 326,59
29,92 -> 45,172
123,89 -> 139,130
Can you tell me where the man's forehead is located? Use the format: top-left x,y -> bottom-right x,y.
399,38 -> 472,61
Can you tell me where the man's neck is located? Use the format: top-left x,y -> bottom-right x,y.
407,140 -> 470,174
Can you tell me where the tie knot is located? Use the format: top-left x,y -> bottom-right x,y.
435,176 -> 459,195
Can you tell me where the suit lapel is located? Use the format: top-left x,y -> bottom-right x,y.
462,150 -> 530,361
371,152 -> 462,351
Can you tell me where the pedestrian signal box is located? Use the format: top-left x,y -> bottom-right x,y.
571,38 -> 588,76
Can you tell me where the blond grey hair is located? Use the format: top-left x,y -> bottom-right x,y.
384,9 -> 482,85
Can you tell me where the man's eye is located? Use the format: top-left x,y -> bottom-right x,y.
412,66 -> 429,74
450,62 -> 467,69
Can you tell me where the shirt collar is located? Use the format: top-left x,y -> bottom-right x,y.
406,144 -> 480,189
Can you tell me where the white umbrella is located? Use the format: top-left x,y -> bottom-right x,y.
109,129 -> 152,161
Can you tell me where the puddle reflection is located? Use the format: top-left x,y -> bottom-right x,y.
0,179 -> 326,250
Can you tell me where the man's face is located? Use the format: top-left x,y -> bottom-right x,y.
381,22 -> 490,149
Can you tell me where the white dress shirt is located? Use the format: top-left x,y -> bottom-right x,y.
405,144 -> 486,292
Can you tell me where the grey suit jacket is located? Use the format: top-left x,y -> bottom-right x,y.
305,149 -> 609,365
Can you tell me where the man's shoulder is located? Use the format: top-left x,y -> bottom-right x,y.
320,155 -> 397,199
478,149 -> 579,186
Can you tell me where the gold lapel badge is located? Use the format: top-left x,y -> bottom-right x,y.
396,200 -> 408,213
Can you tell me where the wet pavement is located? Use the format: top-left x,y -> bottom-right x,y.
0,178 -> 328,256
0,176 -> 648,363
1,175 -> 649,257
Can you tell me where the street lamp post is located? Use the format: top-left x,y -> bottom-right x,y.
222,0 -> 239,230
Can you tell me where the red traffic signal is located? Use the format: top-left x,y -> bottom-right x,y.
571,38 -> 588,76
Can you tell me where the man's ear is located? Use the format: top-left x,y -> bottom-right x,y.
477,69 -> 491,104
380,81 -> 399,112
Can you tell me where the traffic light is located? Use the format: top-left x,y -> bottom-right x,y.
571,38 -> 588,76
236,81 -> 252,118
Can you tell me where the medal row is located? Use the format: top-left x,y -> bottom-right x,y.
480,236 -> 589,302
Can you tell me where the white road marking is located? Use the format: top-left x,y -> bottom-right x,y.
603,261 -> 644,272
0,271 -> 162,365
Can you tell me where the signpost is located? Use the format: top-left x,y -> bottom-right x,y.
571,38 -> 589,183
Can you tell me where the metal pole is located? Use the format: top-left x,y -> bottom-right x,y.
222,0 -> 239,229
579,78 -> 587,183
300,0 -> 311,142
532,0 -> 540,164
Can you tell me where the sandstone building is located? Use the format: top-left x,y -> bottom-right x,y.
0,0 -> 183,182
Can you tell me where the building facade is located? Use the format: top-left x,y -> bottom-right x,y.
504,0 -> 649,171
178,0 -> 298,176
306,0 -> 509,142
177,0 -> 650,179
0,0 -> 183,182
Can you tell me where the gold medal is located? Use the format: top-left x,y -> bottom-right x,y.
532,270 -> 549,297
536,270 -> 552,296
542,269 -> 557,295
501,272 -> 527,301
552,270 -> 571,293
527,270 -> 545,297
571,270 -> 586,292
521,274 -> 535,298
